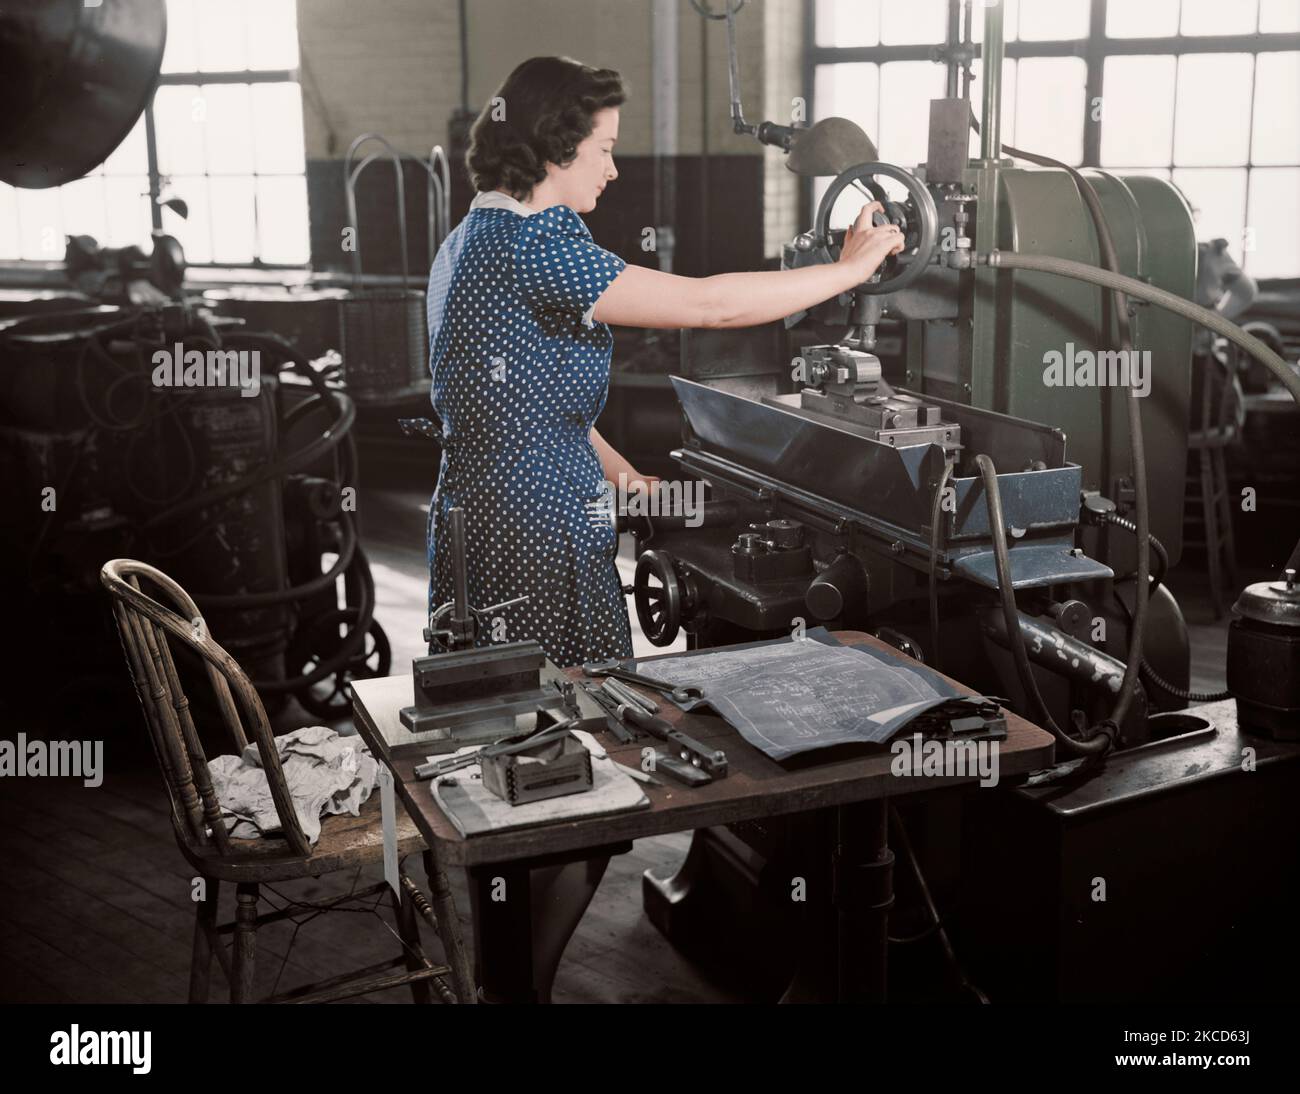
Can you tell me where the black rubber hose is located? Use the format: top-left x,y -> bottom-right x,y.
1099,511 -> 1227,699
192,513 -> 358,608
976,454 -> 1113,755
139,331 -> 355,531
1140,659 -> 1231,704
249,541 -> 377,694
1101,511 -> 1167,597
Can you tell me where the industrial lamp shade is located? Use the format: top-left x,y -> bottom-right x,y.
0,0 -> 167,189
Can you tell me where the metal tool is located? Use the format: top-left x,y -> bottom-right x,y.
413,717 -> 578,781
647,749 -> 713,787
480,730 -> 593,806
584,684 -> 728,779
400,639 -> 566,752
578,682 -> 636,744
902,697 -> 1008,743
582,659 -> 707,704
614,762 -> 662,787
601,676 -> 659,714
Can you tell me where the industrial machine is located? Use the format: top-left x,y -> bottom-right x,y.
0,0 -> 390,723
635,0 -> 1300,1001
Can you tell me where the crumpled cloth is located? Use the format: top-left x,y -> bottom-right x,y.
207,726 -> 379,845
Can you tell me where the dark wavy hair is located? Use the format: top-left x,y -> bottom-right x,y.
467,56 -> 626,198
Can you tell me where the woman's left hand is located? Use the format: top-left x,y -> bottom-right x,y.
625,473 -> 661,498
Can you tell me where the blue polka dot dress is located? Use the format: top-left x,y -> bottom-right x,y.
424,191 -> 632,668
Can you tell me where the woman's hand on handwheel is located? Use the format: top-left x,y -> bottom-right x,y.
839,201 -> 905,284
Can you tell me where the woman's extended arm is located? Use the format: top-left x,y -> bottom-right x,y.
592,202 -> 903,331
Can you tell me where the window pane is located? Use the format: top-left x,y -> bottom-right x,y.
1253,52 -> 1300,165
1015,57 -> 1086,164
59,177 -> 107,244
1260,0 -> 1300,33
1100,56 -> 1176,166
1107,0 -> 1178,37
102,115 -> 149,176
878,61 -> 946,168
968,56 -> 1017,151
209,176 -> 256,263
1173,167 -> 1247,248
1017,0 -> 1089,41
813,64 -> 878,220
16,189 -> 65,260
154,85 -> 207,175
1245,168 -> 1300,277
252,84 -> 306,173
197,0 -> 249,72
202,84 -> 254,175
169,176 -> 211,263
972,0 -> 1021,43
256,176 -> 309,264
815,0 -> 879,47
104,177 -> 153,249
1174,54 -> 1253,166
0,184 -> 19,259
248,0 -> 299,70
163,0 -> 199,74
881,0 -> 946,45
814,63 -> 879,142
1181,0 -> 1259,36
1108,167 -> 1174,181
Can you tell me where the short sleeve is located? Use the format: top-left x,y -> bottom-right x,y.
513,206 -> 626,323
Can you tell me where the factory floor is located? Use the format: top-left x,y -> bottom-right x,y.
0,482 -> 1253,1004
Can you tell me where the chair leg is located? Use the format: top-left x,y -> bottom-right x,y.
1200,448 -> 1224,619
424,849 -> 476,1003
188,876 -> 219,1004
231,882 -> 259,1004
1213,449 -> 1239,589
394,882 -> 435,1004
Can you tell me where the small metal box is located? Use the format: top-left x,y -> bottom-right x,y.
480,731 -> 594,806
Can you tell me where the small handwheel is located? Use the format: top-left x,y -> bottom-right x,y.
634,550 -> 684,647
813,161 -> 939,295
289,609 -> 391,719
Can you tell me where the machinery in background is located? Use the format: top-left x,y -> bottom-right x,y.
0,0 -> 407,724
0,304 -> 389,723
629,0 -> 1300,1002
65,229 -> 188,306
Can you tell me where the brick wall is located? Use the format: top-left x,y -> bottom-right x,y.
295,0 -> 802,274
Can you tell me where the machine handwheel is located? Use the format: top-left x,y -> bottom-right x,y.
814,161 -> 939,295
289,609 -> 392,719
635,550 -> 684,647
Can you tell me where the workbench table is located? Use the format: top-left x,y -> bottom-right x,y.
351,631 -> 1055,1002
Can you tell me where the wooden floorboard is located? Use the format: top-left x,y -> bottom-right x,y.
4,484 -> 1251,1003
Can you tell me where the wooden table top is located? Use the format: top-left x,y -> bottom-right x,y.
350,631 -> 1056,867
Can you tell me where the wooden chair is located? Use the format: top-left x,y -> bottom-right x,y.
100,558 -> 475,1004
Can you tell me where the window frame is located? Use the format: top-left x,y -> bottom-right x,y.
802,0 -> 1300,276
0,61 -> 307,270
147,66 -> 308,270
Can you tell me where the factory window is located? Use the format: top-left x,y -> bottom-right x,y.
810,0 -> 1300,278
0,0 -> 308,267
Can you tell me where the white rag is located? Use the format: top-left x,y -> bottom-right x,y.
207,726 -> 379,845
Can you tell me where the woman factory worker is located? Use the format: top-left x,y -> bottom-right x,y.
426,56 -> 903,667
